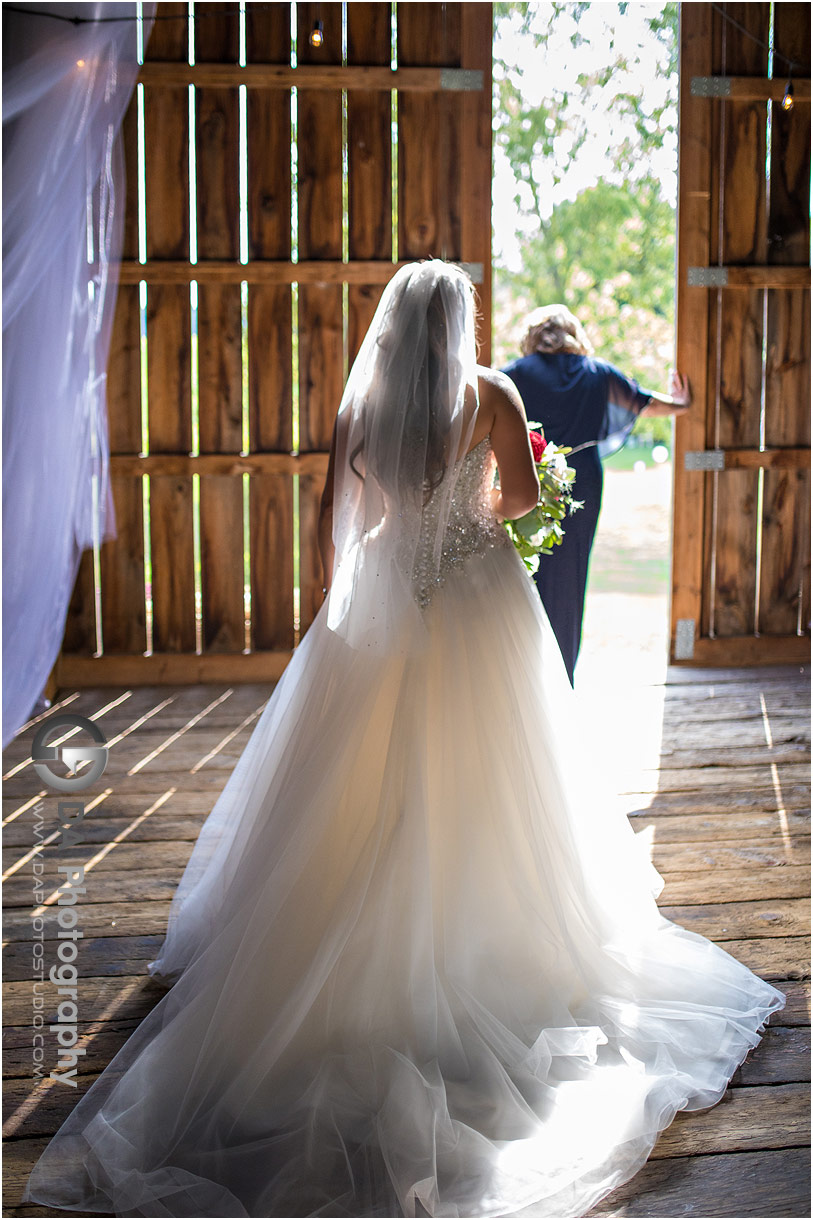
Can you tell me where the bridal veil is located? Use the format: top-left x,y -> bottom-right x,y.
327,259 -> 479,653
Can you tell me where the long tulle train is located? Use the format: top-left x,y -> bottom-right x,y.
23,540 -> 785,1217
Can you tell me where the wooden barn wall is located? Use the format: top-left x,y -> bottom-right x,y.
57,1 -> 493,687
672,1 -> 811,667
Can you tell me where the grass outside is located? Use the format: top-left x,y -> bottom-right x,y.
602,442 -> 671,473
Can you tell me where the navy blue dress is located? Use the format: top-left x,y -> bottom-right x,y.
502,352 -> 652,685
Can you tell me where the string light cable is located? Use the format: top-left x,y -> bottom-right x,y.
5,1 -> 807,76
709,1 -> 805,105
6,2 -> 804,108
4,3 -> 290,25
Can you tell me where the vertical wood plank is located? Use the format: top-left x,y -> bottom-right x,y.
119,95 -> 140,272
102,91 -> 147,655
799,469 -> 811,637
297,0 -> 343,454
760,3 -> 811,637
107,305 -> 141,456
61,552 -> 96,656
347,3 -> 391,366
103,326 -> 145,658
247,3 -> 294,651
760,467 -> 809,636
672,3 -> 714,659
108,96 -> 141,456
143,1 -> 186,60
710,2 -> 769,638
250,475 -> 294,652
101,478 -> 147,653
398,2 -> 462,261
298,472 -> 325,637
698,4 -> 725,643
460,2 -> 493,362
147,473 -> 196,654
144,3 -> 195,654
199,466 -> 244,653
765,290 -> 811,450
195,4 -> 241,457
762,290 -> 810,640
247,2 -> 292,452
144,4 -> 190,451
297,2 -> 343,634
766,3 -> 811,270
195,5 -> 244,653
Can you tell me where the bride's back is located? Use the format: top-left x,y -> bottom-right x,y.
414,435 -> 511,609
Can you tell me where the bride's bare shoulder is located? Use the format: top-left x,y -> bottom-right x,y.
477,366 -> 526,416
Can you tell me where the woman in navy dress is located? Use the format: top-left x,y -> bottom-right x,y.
503,305 -> 690,685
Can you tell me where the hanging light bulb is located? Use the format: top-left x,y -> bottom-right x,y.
309,19 -> 324,48
781,77 -> 794,111
76,58 -> 86,68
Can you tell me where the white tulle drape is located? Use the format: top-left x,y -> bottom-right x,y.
2,2 -> 151,747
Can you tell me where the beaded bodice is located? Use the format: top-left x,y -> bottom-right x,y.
412,436 -> 511,608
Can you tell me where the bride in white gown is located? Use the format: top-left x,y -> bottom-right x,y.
23,260 -> 785,1218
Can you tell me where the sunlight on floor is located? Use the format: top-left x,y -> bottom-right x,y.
1,976 -> 146,1138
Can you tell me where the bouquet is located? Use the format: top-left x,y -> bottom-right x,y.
502,424 -> 583,574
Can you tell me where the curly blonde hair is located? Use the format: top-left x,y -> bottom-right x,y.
520,305 -> 594,357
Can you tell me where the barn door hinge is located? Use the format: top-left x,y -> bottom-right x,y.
688,267 -> 729,287
691,75 -> 732,97
440,68 -> 484,91
675,619 -> 696,660
685,449 -> 725,471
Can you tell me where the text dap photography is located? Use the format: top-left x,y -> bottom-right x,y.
2,2 -> 811,1220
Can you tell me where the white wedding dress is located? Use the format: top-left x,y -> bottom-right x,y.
23,434 -> 785,1218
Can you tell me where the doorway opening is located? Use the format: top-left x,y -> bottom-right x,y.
492,2 -> 679,688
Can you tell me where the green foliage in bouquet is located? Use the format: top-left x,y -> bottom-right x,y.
503,424 -> 583,575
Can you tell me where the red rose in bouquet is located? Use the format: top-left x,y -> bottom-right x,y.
529,430 -> 547,462
500,423 -> 583,574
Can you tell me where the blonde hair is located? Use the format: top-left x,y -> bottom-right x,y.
520,305 -> 594,357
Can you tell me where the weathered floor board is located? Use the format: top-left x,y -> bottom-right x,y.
3,666 -> 809,1218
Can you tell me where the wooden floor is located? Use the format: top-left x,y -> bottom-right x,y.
3,666 -> 810,1217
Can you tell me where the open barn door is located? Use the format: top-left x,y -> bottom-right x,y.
671,2 -> 811,666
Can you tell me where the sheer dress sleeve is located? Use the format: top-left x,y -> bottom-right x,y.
596,363 -> 653,459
